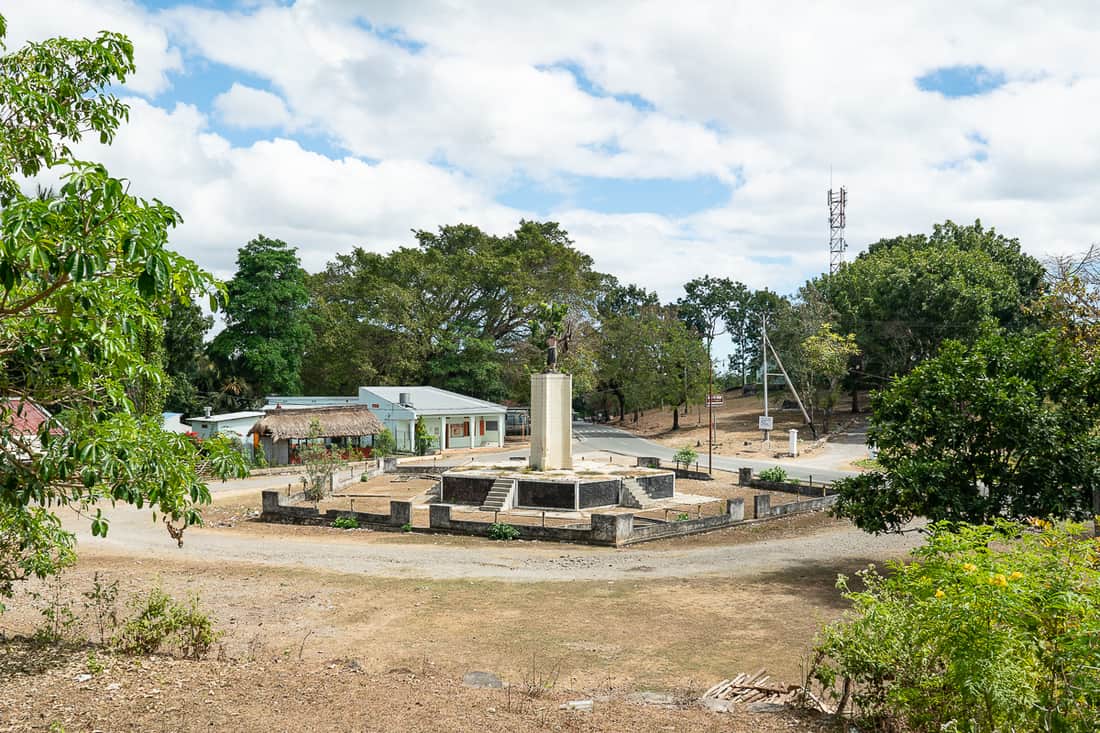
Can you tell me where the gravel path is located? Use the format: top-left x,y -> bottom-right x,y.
64,503 -> 922,583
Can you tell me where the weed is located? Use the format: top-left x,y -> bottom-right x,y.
675,512 -> 690,522
112,587 -> 220,659
81,572 -> 120,645
85,651 -> 105,676
331,516 -> 359,529
488,522 -> 521,541
521,653 -> 563,698
401,522 -> 413,532
33,574 -> 78,644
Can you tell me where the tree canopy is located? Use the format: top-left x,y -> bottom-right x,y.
833,331 -> 1100,533
304,221 -> 602,402
209,235 -> 312,397
826,220 -> 1045,384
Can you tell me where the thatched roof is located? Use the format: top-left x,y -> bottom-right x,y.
248,405 -> 384,442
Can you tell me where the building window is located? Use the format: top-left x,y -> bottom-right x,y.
485,420 -> 499,432
448,422 -> 469,438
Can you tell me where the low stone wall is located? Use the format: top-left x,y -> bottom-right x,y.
634,456 -> 711,481
260,490 -> 412,529
429,505 -> 606,544
737,467 -> 837,497
250,459 -> 376,478
259,489 -> 836,546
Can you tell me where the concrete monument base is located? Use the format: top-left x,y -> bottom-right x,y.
530,372 -> 572,471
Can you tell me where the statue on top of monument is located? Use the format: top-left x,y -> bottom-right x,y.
531,301 -> 570,372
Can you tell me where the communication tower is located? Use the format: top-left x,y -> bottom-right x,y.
828,186 -> 847,275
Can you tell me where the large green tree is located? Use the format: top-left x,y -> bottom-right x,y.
825,220 -> 1045,388
209,235 -> 312,397
0,18 -> 248,607
596,299 -> 707,427
834,331 -> 1100,533
304,221 -> 602,401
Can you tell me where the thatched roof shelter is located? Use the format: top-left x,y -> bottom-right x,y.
248,405 -> 384,442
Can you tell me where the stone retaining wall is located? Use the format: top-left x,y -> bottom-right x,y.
259,488 -> 835,546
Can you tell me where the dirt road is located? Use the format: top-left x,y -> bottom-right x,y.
65,499 -> 922,583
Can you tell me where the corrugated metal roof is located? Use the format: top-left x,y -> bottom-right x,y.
364,386 -> 506,415
194,411 -> 264,422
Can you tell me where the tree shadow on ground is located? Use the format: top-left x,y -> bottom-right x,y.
0,636 -> 86,679
743,556 -> 896,611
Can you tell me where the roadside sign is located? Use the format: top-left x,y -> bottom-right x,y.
758,415 -> 774,431
706,394 -> 724,406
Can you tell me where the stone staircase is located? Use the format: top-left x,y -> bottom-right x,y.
479,478 -> 516,512
620,478 -> 658,509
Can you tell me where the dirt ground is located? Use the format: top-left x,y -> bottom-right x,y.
0,478 -> 915,732
610,393 -> 867,459
1,545 -> 857,732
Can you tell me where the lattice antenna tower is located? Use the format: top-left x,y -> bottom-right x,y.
828,186 -> 847,275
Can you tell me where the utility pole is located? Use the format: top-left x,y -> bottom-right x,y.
708,353 -> 714,475
759,314 -> 813,441
762,313 -> 769,445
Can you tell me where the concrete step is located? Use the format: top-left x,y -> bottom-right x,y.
621,478 -> 658,510
480,478 -> 516,512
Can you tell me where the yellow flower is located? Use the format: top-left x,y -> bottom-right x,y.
1009,571 -> 1024,581
962,563 -> 977,573
988,573 -> 1008,587
934,589 -> 946,599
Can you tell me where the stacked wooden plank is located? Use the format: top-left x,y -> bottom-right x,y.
701,669 -> 831,712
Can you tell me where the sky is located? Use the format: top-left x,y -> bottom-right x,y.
6,2 -> 1100,320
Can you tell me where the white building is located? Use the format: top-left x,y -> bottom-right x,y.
188,410 -> 265,442
266,386 -> 506,453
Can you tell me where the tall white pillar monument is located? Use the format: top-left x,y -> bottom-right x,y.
530,372 -> 572,471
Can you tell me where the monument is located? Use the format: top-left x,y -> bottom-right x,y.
437,328 -> 675,512
529,335 -> 572,470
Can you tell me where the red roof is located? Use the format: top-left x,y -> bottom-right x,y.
3,398 -> 56,435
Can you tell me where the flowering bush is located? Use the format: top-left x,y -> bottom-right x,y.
810,520 -> 1100,733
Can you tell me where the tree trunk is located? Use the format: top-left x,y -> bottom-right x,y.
613,388 -> 626,422
672,405 -> 680,430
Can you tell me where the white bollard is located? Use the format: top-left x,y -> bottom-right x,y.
788,429 -> 799,457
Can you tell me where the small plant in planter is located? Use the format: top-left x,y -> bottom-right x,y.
488,522 -> 521,541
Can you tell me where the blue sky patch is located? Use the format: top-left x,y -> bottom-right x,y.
352,18 -> 426,54
498,174 -> 730,217
540,61 -> 656,111
917,65 -> 1006,97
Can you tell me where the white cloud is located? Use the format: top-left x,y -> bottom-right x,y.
8,0 -> 1100,318
2,0 -> 181,96
213,83 -> 293,129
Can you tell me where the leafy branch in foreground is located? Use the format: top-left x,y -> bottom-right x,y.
0,15 -> 247,610
810,521 -> 1100,733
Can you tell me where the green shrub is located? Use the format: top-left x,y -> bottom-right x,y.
673,446 -> 698,467
758,466 -> 787,482
112,587 -> 220,659
373,428 -> 397,458
331,516 -> 359,529
488,522 -> 521,541
675,512 -> 690,522
401,522 -> 413,533
810,521 -> 1100,733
